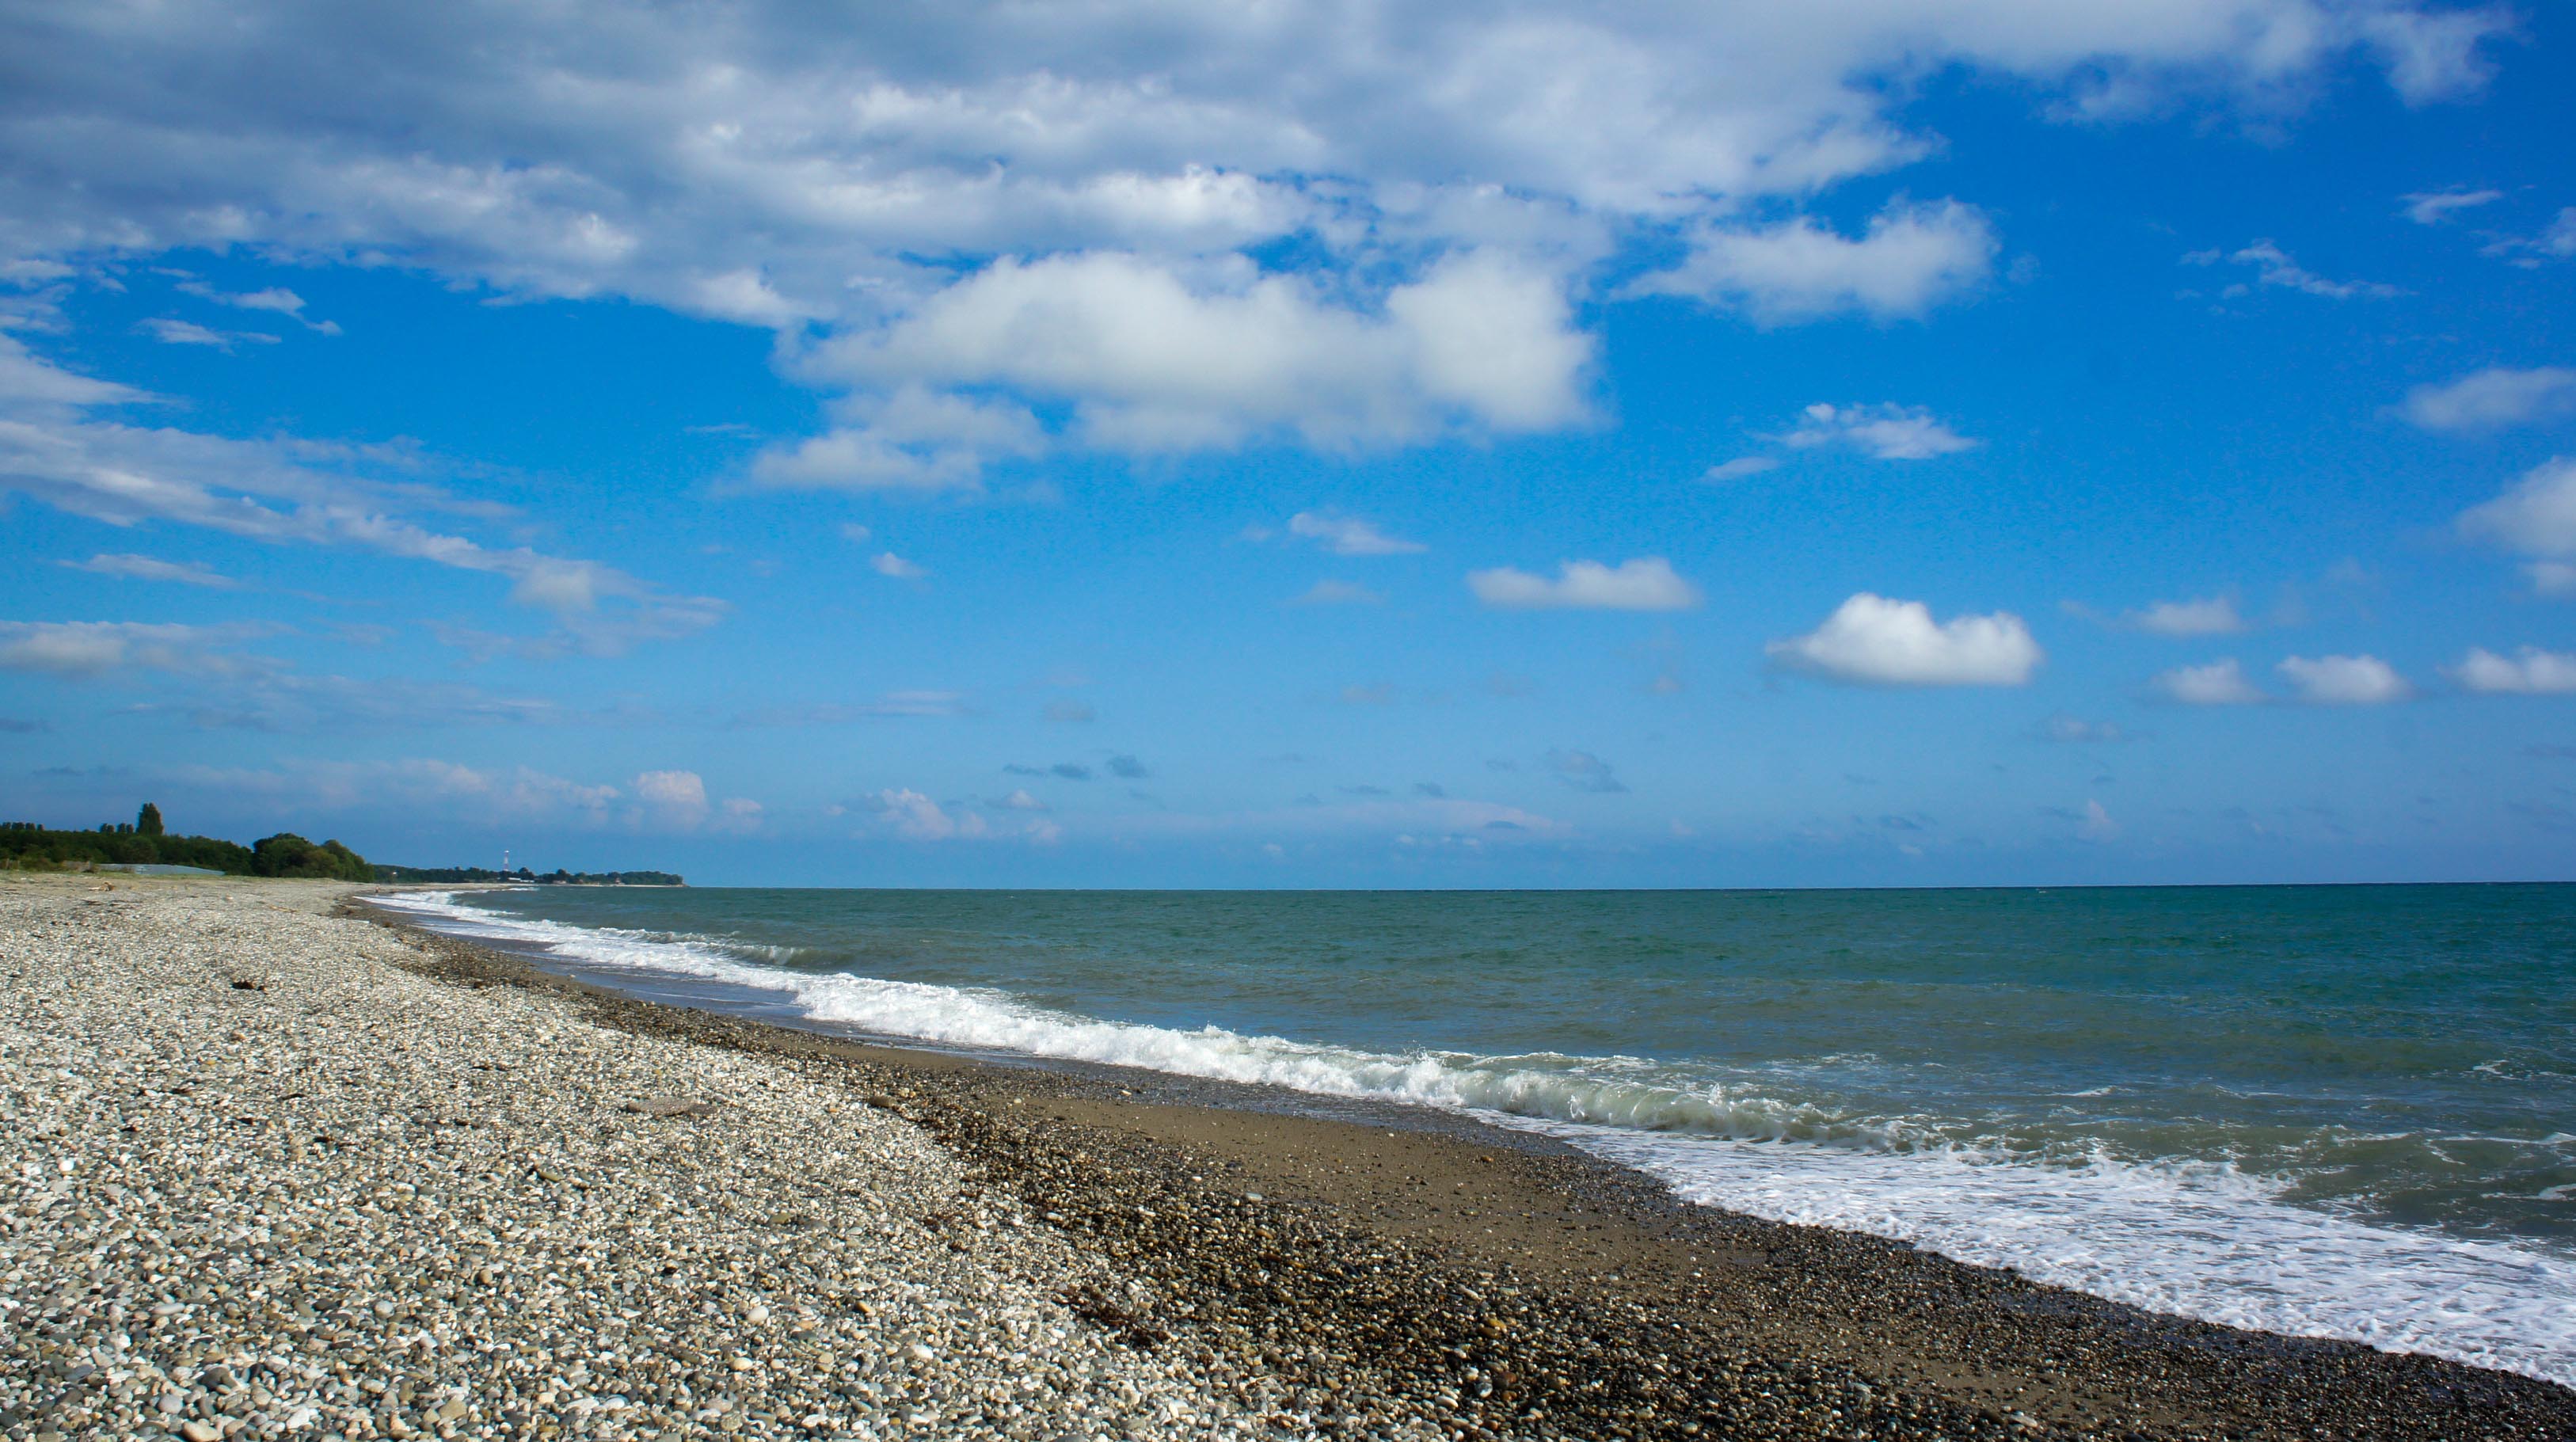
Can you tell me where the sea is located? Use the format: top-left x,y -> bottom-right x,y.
368,884 -> 2576,1387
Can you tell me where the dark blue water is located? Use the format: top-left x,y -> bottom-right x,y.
375,884 -> 2576,1383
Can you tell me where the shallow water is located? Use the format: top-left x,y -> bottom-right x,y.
371,883 -> 2576,1385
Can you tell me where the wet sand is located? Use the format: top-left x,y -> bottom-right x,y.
362,890 -> 2576,1442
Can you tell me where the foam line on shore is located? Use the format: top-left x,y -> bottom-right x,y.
368,888 -> 2576,1388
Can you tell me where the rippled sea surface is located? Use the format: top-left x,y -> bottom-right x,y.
374,884 -> 2576,1384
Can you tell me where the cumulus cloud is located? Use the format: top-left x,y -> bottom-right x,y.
1780,402 -> 1978,461
2403,367 -> 2576,432
0,0 -> 2497,474
64,553 -> 240,588
2457,457 -> 2576,590
2183,240 -> 2402,300
632,769 -> 711,828
2278,653 -> 2412,704
864,786 -> 1057,843
813,249 -> 1592,455
745,386 -> 1044,493
1628,200 -> 1997,324
1284,512 -> 1425,557
1467,557 -> 1701,611
871,551 -> 929,580
2448,646 -> 2576,695
2152,657 -> 2267,706
1767,593 -> 2041,687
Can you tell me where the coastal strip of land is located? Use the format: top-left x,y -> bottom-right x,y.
6,877 -> 2574,1442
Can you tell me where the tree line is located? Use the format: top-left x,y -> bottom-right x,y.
0,805 -> 373,881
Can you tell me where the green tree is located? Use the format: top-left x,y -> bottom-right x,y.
137,802 -> 165,837
252,832 -> 375,881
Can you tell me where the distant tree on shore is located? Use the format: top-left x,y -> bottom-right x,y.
0,807 -> 360,878
250,833 -> 375,881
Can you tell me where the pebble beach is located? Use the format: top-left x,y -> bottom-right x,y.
7,875 -> 2575,1442
0,877 -> 1376,1442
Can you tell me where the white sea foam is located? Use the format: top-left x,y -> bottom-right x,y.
370,889 -> 2576,1388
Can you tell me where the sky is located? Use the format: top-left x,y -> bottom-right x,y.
3,0 -> 2574,888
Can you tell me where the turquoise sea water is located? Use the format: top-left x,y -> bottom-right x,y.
375,885 -> 2576,1384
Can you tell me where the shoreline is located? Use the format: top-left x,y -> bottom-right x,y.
6,876 -> 2570,1442
351,885 -> 2576,1440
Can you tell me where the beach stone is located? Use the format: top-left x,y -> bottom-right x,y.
622,1096 -> 719,1118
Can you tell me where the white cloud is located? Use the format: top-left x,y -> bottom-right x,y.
2076,797 -> 2121,842
1702,456 -> 1779,482
996,789 -> 1049,811
815,249 -> 1592,455
0,0 -> 2509,479
747,386 -> 1045,493
2186,240 -> 2402,299
2278,653 -> 2412,705
64,552 -> 240,588
1467,557 -> 1702,611
1292,579 -> 1385,607
863,786 -> 1054,843
1780,402 -> 1978,461
1286,512 -> 1425,557
139,317 -> 276,350
1767,592 -> 2041,686
2359,8 -> 2513,105
868,788 -> 984,840
2448,646 -> 2576,695
2152,657 -> 2267,705
632,769 -> 711,828
2402,367 -> 2576,432
1630,200 -> 1996,325
2399,188 -> 2503,226
2129,595 -> 2247,637
2482,207 -> 2576,268
2457,456 -> 2576,561
2,2 -> 2469,310
2530,561 -> 2576,596
871,551 -> 929,580
177,282 -> 341,334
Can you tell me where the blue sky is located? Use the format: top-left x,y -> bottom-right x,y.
4,0 -> 2574,887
